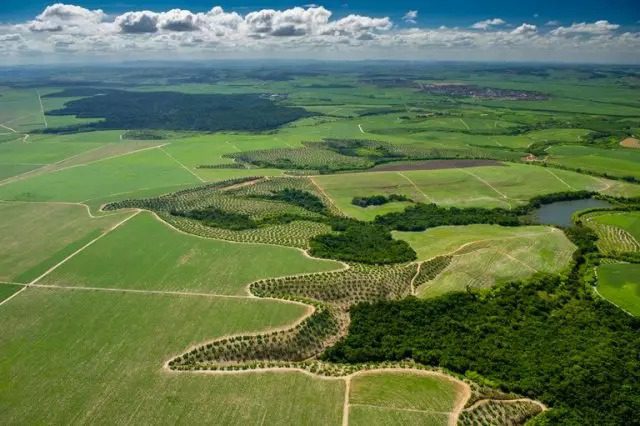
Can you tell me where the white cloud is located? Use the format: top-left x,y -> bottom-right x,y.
550,20 -> 619,37
116,11 -> 158,33
403,11 -> 418,24
511,23 -> 537,35
471,18 -> 505,30
0,5 -> 638,64
545,20 -> 561,26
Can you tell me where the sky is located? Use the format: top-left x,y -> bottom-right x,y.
0,1 -> 639,65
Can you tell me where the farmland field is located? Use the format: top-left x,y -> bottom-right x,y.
348,371 -> 464,426
1,61 -> 640,426
395,225 -> 575,298
314,163 -> 639,220
597,263 -> 640,316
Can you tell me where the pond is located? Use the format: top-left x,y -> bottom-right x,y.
532,198 -> 613,227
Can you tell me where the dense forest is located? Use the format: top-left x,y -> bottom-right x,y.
46,90 -> 313,132
351,194 -> 411,207
324,275 -> 640,425
309,222 -> 416,264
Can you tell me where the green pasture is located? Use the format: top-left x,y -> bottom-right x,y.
41,212 -> 342,295
314,164 -> 636,219
589,211 -> 640,241
394,225 -> 575,298
0,283 -> 22,302
0,146 -> 200,202
0,288 -> 344,424
597,263 -> 640,316
348,371 -> 459,426
547,145 -> 640,179
0,202 -> 129,283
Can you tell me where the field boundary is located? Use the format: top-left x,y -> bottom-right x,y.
0,210 -> 140,307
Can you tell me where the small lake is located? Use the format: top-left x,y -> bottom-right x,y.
533,198 -> 613,227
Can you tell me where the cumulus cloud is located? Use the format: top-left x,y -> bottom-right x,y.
116,11 -> 158,33
26,3 -> 105,34
158,9 -> 201,32
550,20 -> 620,37
471,18 -> 506,30
511,23 -> 537,35
0,4 -> 637,64
403,11 -> 418,24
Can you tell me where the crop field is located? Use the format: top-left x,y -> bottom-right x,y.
1,62 -> 640,425
41,212 -> 342,295
314,163 -> 639,219
347,371 -> 463,426
584,211 -> 640,254
0,287 -> 345,424
0,201 -> 129,282
597,263 -> 640,316
395,225 -> 575,298
547,145 -> 640,179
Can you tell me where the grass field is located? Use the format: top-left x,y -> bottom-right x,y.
395,224 -> 575,298
314,164 -> 639,219
0,202 -> 129,282
348,371 -> 462,426
547,145 -> 640,179
597,263 -> 640,316
2,64 -> 640,425
41,212 -> 342,295
0,283 -> 22,302
0,147 -> 201,202
0,287 -> 345,424
584,211 -> 640,254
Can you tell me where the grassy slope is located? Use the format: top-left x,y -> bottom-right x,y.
0,202 -> 129,282
0,288 -> 344,425
41,212 -> 342,295
348,372 -> 459,426
548,145 -> 640,179
0,147 -> 200,202
597,263 -> 640,316
315,164 -> 640,220
591,211 -> 640,241
395,225 -> 575,298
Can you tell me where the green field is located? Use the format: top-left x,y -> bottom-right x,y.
2,63 -> 640,425
0,202 -> 129,282
395,225 -> 575,298
584,211 -> 640,254
597,263 -> 640,316
547,145 -> 640,179
0,287 -> 344,424
41,212 -> 342,295
315,163 -> 639,220
348,371 -> 462,426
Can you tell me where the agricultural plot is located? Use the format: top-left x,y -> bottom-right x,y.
583,211 -> 640,254
314,163 -> 638,219
597,263 -> 640,316
547,145 -> 640,179
2,64 -> 640,426
347,371 -> 463,426
395,225 -> 575,298
0,201 -> 129,282
41,212 -> 342,295
0,146 -> 201,202
0,288 -> 344,424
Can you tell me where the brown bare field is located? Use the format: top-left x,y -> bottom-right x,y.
620,137 -> 640,149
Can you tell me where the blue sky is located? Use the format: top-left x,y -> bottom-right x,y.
1,0 -> 639,26
0,1 -> 639,64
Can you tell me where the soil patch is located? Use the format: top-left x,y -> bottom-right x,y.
620,137 -> 640,149
369,159 -> 503,172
